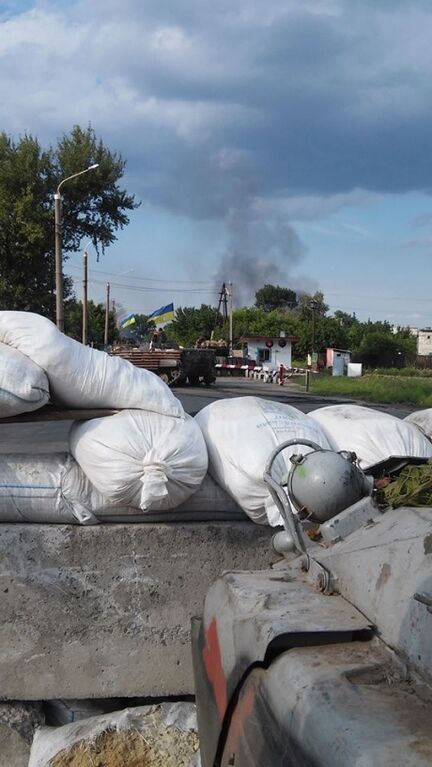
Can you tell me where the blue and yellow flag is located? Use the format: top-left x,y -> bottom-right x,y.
120,313 -> 136,329
147,303 -> 175,324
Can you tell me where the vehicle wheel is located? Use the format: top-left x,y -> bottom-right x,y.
189,376 -> 200,386
204,376 -> 216,386
159,372 -> 170,384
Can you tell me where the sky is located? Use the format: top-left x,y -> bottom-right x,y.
1,0 -> 432,325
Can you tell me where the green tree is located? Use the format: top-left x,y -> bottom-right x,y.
55,125 -> 139,259
0,133 -> 56,314
166,305 -> 220,347
64,298 -> 118,347
0,125 -> 138,317
297,291 -> 329,321
255,284 -> 297,313
232,307 -> 298,340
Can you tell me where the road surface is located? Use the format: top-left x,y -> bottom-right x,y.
173,376 -> 415,419
0,376 -> 416,453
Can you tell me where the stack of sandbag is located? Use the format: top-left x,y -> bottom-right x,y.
0,341 -> 49,417
195,396 -> 333,526
0,311 -> 183,416
70,410 -> 208,511
0,311 -> 211,521
309,404 -> 432,469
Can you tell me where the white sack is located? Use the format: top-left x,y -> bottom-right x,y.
0,341 -> 49,417
404,409 -> 432,439
0,453 -> 99,524
195,396 -> 333,526
0,311 -> 183,417
309,404 -> 432,469
70,409 -> 208,511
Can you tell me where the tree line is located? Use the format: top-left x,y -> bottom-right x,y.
164,285 -> 416,367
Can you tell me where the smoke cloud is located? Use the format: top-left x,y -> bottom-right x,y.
216,201 -> 315,306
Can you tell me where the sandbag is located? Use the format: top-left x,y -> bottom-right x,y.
29,702 -> 200,767
0,453 -> 99,524
70,410 -> 208,511
195,396 -> 333,526
0,311 -> 183,417
309,404 -> 432,469
404,409 -> 432,439
0,341 -> 49,417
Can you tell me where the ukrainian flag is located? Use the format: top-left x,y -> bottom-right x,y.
147,303 -> 175,324
120,313 -> 136,329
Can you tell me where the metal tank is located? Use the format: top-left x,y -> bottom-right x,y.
192,442 -> 432,766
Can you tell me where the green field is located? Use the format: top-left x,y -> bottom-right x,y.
309,374 -> 432,407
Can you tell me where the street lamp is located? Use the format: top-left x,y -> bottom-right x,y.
54,164 -> 99,332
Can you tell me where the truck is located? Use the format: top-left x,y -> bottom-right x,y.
192,443 -> 432,766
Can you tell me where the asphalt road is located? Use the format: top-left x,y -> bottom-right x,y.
0,376 -> 416,454
173,376 -> 415,419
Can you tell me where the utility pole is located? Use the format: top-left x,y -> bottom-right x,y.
82,250 -> 88,346
104,282 -> 110,348
311,300 -> 316,354
217,282 -> 228,321
228,281 -> 233,356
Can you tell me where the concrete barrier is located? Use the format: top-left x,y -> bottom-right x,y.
0,522 -> 273,700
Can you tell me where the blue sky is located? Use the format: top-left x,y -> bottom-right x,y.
1,0 -> 432,324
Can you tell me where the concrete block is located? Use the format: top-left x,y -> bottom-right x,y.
0,522 -> 273,699
0,701 -> 44,767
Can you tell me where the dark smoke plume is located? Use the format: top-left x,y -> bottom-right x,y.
216,201 -> 314,305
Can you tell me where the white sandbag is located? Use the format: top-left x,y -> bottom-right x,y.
70,410 -> 208,511
0,453 -> 99,524
404,409 -> 432,439
309,404 -> 432,469
0,341 -> 49,417
195,396 -> 333,526
0,311 -> 183,417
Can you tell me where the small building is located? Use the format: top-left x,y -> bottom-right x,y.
326,347 -> 351,374
417,329 -> 432,357
240,334 -> 299,370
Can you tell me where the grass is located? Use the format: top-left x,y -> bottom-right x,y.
309,373 -> 432,407
369,366 -> 432,378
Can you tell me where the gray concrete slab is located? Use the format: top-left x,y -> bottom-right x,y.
0,702 -> 44,767
0,522 -> 273,700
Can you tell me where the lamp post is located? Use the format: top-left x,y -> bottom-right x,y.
54,164 -> 99,332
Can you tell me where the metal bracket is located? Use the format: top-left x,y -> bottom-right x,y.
263,439 -> 324,559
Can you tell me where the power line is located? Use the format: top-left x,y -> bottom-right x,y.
74,275 -> 218,294
66,263 -> 215,285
